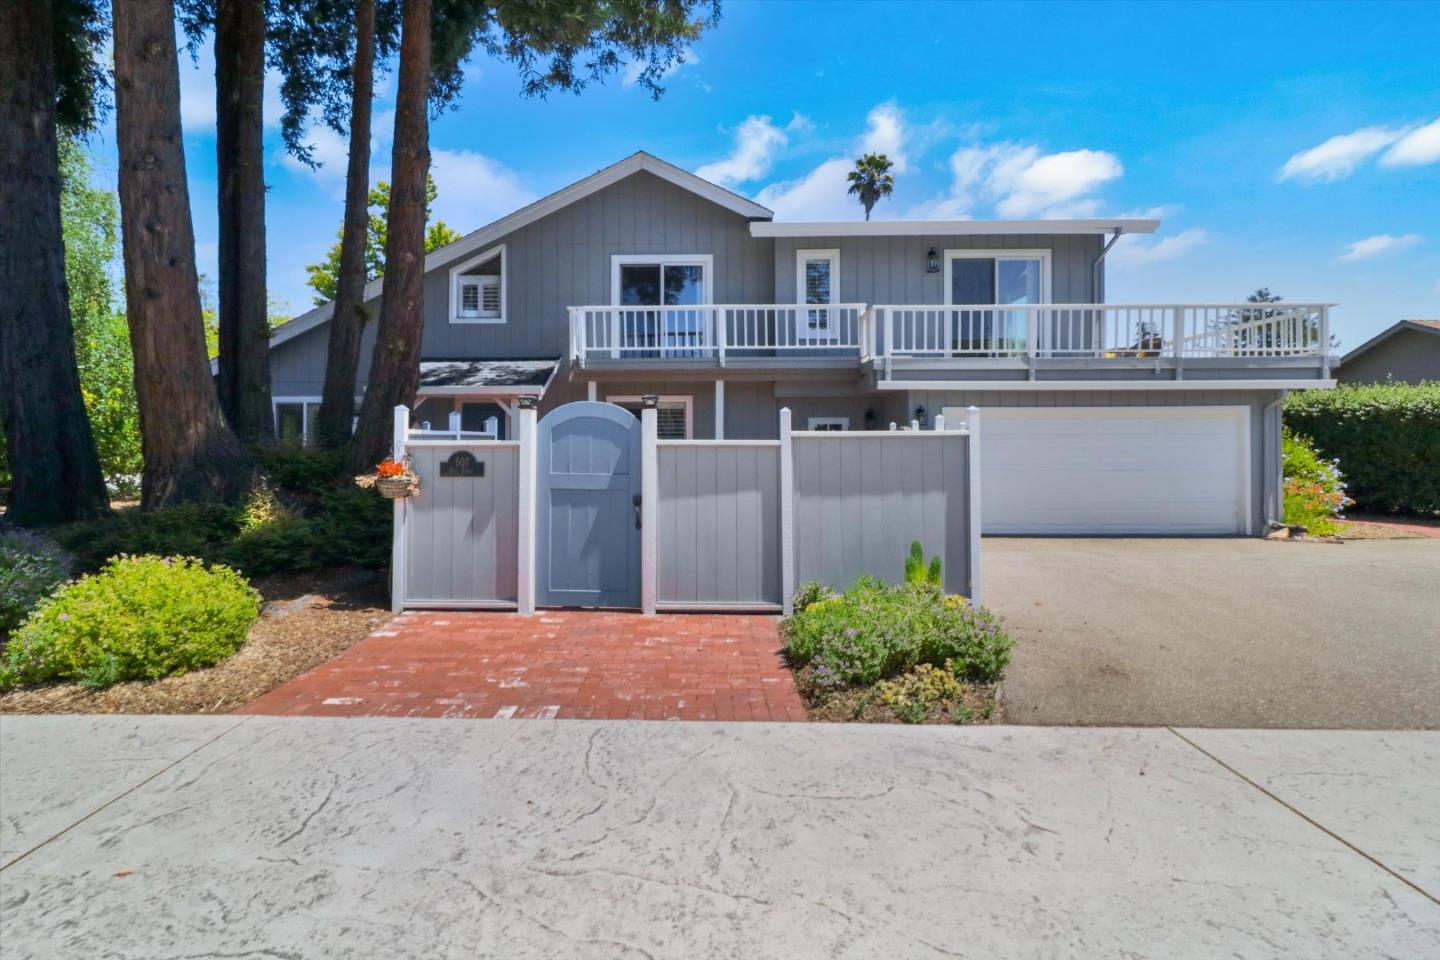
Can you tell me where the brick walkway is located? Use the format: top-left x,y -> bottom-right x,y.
238,611 -> 808,722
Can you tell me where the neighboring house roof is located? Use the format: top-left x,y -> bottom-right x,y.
417,358 -> 559,395
1339,319 -> 1440,366
265,152 -> 774,352
749,218 -> 1160,238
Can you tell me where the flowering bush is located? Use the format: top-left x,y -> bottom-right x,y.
0,555 -> 260,691
1283,428 -> 1352,536
783,576 -> 1012,686
375,458 -> 408,478
875,663 -> 967,723
0,530 -> 71,638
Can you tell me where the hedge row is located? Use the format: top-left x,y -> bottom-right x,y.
1284,382 -> 1440,514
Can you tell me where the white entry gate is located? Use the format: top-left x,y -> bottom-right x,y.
391,401 -> 982,614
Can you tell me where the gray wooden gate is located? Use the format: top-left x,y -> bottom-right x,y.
536,401 -> 643,608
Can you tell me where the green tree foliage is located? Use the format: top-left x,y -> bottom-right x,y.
1285,382 -> 1440,515
304,175 -> 461,304
847,153 -> 895,220
59,140 -> 142,497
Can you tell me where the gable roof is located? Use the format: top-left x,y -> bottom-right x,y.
1340,319 -> 1440,366
266,152 -> 774,350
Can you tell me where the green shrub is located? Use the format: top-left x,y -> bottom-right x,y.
0,531 -> 71,637
52,503 -> 240,573
875,663 -> 966,724
0,555 -> 261,691
249,443 -> 344,494
783,579 -> 1012,687
903,541 -> 942,587
1285,382 -> 1440,514
1282,429 -> 1352,536
312,488 -> 391,568
791,580 -> 834,614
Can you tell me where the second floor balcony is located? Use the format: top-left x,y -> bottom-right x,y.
569,302 -> 1334,382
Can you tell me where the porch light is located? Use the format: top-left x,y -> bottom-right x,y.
641,394 -> 659,409
926,247 -> 939,273
863,408 -> 877,430
517,396 -> 538,410
914,405 -> 928,427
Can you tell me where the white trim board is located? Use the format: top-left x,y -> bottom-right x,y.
264,152 -> 771,351
751,219 -> 1160,238
877,379 -> 1337,391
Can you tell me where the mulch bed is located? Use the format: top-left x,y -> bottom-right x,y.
791,663 -> 1004,725
0,567 -> 392,716
1338,513 -> 1440,540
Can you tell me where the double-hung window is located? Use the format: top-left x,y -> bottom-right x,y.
451,245 -> 506,324
796,249 -> 840,341
944,249 -> 1050,354
610,255 -> 711,357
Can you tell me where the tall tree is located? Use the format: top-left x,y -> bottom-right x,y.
0,0 -> 111,525
345,0 -> 431,473
345,0 -> 722,471
213,0 -> 273,439
847,153 -> 895,221
113,0 -> 253,507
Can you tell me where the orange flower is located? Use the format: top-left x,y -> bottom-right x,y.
375,458 -> 407,478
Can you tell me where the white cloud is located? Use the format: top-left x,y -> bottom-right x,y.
859,101 -> 908,172
754,158 -> 857,221
1335,233 -> 1422,263
622,50 -> 697,89
1380,116 -> 1440,168
177,38 -> 286,133
913,143 -> 1122,220
1278,126 -> 1405,183
428,149 -> 537,229
695,115 -> 789,187
1108,228 -> 1211,267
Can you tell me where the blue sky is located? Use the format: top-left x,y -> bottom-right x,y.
86,0 -> 1439,348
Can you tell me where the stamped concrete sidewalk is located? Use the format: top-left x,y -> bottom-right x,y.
239,610 -> 807,722
2,716 -> 1436,958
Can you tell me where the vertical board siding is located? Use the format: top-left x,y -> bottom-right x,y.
405,443 -> 520,603
792,434 -> 972,595
656,444 -> 782,605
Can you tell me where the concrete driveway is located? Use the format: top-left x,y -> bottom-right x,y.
985,538 -> 1440,728
2,716 -> 1437,958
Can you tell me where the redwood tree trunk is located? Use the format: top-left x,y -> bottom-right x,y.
345,0 -> 430,474
316,0 -> 377,450
214,0 -> 272,440
114,0 -> 254,507
0,0 -> 111,525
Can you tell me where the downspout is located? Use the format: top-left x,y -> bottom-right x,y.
1091,228 -> 1124,301
1263,389 -> 1288,530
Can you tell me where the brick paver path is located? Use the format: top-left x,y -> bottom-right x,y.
238,611 -> 808,722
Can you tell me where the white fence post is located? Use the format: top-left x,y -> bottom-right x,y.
390,405 -> 409,613
515,398 -> 538,615
447,409 -> 461,438
1320,305 -> 1331,378
933,413 -> 945,432
967,405 -> 982,605
1173,306 -> 1186,380
640,396 -> 659,616
779,407 -> 795,616
484,415 -> 498,438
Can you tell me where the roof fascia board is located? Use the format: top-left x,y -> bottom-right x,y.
750,219 -> 1161,238
1340,319 -> 1440,365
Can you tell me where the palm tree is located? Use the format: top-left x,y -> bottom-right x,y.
847,153 -> 895,221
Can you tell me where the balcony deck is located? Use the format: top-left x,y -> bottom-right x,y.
568,303 -> 1335,387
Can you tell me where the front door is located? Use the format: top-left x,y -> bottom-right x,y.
536,401 -> 643,608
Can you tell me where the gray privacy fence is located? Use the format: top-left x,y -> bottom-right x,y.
393,403 -> 980,614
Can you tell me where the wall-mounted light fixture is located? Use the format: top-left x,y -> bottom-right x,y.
863,407 -> 877,430
926,247 -> 940,273
914,405 -> 928,427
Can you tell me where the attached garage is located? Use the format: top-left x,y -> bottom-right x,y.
944,405 -> 1252,535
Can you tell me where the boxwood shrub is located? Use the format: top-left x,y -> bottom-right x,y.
783,577 -> 1012,687
0,530 -> 71,637
0,555 -> 261,691
1285,382 -> 1440,514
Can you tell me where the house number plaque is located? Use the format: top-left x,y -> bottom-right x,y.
439,451 -> 485,478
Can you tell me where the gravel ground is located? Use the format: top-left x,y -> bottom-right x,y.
985,537 -> 1440,729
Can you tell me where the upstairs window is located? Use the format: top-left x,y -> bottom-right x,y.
451,245 -> 506,323
796,249 -> 840,338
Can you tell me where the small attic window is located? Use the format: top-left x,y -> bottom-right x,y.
452,245 -> 506,324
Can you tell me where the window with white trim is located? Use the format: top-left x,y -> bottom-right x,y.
796,249 -> 840,339
609,395 -> 693,439
451,245 -> 506,323
807,417 -> 849,431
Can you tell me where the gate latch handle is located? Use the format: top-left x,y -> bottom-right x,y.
632,493 -> 642,529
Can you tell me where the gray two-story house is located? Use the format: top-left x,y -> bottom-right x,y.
266,151 -> 1335,536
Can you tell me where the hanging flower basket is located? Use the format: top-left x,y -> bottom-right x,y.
357,456 -> 420,499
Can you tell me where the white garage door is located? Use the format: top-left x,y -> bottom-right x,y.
943,406 -> 1251,535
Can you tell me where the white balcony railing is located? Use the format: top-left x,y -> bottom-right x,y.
867,303 -> 1329,363
570,304 -> 866,364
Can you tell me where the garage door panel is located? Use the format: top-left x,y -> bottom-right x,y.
944,405 -> 1250,535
